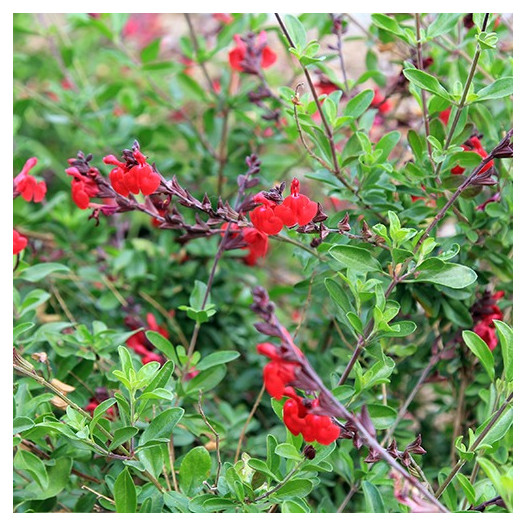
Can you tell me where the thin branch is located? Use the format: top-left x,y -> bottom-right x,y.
275,13 -> 343,180
183,14 -> 217,95
415,14 -> 435,173
433,14 -> 490,181
381,353 -> 440,446
198,392 -> 222,488
234,385 -> 266,463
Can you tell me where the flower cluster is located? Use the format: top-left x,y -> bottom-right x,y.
103,141 -> 160,197
13,157 -> 47,255
249,178 -> 318,235
14,157 -> 46,203
283,390 -> 341,445
125,312 -> 167,364
229,31 -> 277,74
257,342 -> 340,445
472,291 -> 505,350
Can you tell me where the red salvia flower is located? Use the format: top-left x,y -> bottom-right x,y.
13,229 -> 28,255
283,394 -> 340,445
257,343 -> 298,399
65,167 -> 99,209
229,32 -> 277,73
274,178 -> 318,227
14,157 -> 46,203
242,227 -> 269,265
249,194 -> 284,235
103,145 -> 160,196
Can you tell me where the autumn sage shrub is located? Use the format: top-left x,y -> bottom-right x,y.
13,13 -> 513,514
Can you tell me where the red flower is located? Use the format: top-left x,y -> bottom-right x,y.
126,312 -> 167,365
371,88 -> 392,114
242,228 -> 269,265
13,229 -> 28,255
122,13 -> 163,48
274,178 -> 318,227
439,107 -> 451,126
257,343 -> 298,399
213,13 -> 233,24
315,78 -> 339,96
451,135 -> 494,176
249,194 -> 284,235
14,157 -> 46,203
472,292 -> 504,351
229,32 -> 277,73
104,145 -> 160,197
65,167 -> 99,209
283,394 -> 340,445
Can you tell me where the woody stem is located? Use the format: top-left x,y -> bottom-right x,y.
275,13 -> 347,187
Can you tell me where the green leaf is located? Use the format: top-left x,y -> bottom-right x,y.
456,473 -> 476,506
247,458 -> 278,480
493,320 -> 513,382
347,312 -> 363,334
275,443 -> 303,461
462,331 -> 495,381
476,77 -> 513,101
274,479 -> 314,499
190,280 -> 209,310
179,446 -> 212,497
145,331 -> 177,363
143,360 -> 175,394
13,322 -> 35,341
117,345 -> 135,376
16,263 -> 69,282
474,406 -> 513,450
329,245 -> 382,273
375,131 -> 400,163
185,364 -> 226,395
114,468 -> 137,513
13,416 -> 35,434
138,407 -> 184,446
284,14 -> 307,52
362,480 -> 385,512
371,14 -> 404,37
403,68 -> 452,101
367,404 -> 397,429
14,449 -> 48,490
414,262 -> 477,289
109,426 -> 139,450
325,277 -> 353,314
140,38 -> 161,63
197,351 -> 240,371
344,89 -> 374,119
426,13 -> 460,39
25,457 -> 72,500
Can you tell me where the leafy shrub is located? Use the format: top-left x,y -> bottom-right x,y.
13,13 -> 512,513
